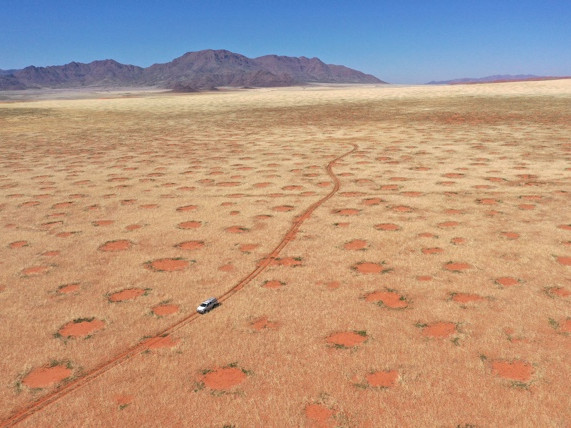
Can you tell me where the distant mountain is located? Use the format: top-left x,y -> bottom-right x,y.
0,49 -> 385,91
427,74 -> 570,85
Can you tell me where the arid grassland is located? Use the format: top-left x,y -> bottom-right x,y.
0,81 -> 570,427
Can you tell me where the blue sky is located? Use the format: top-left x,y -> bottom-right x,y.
1,0 -> 570,83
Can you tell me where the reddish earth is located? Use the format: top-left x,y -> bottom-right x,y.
239,243 -> 259,252
58,283 -> 80,294
366,370 -> 399,388
365,291 -> 408,308
21,266 -> 51,276
374,223 -> 400,231
416,275 -> 433,281
114,394 -> 134,407
176,241 -> 205,250
146,258 -> 189,272
263,280 -> 284,289
273,205 -> 294,212
422,322 -> 457,338
452,293 -> 485,303
495,277 -> 520,287
108,288 -> 146,302
92,220 -> 114,226
335,208 -> 360,215
176,205 -> 197,212
344,239 -> 367,250
422,247 -> 444,255
225,226 -> 248,233
491,360 -> 534,382
362,197 -> 383,205
354,262 -> 387,274
444,262 -> 472,272
556,256 -> 571,266
548,287 -> 570,297
305,404 -> 334,427
58,319 -> 105,338
202,367 -> 246,390
98,240 -> 131,252
326,331 -> 367,347
22,365 -> 72,389
8,241 -> 29,249
151,304 -> 179,316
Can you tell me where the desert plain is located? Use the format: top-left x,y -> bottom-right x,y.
0,80 -> 570,427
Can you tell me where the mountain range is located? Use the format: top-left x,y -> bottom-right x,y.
427,74 -> 570,85
0,49 -> 384,91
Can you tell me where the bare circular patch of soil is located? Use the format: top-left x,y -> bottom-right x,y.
92,220 -> 114,227
374,223 -> 400,231
344,239 -> 367,250
422,247 -> 444,255
273,205 -> 294,212
416,275 -> 432,281
9,241 -> 29,249
335,208 -> 360,215
239,243 -> 259,252
354,262 -> 387,274
42,250 -> 60,257
556,256 -> 571,266
392,205 -> 414,213
176,205 -> 197,212
152,304 -> 179,316
305,404 -> 334,426
548,287 -> 570,298
362,198 -> 383,205
366,370 -> 399,388
452,293 -> 484,303
444,262 -> 472,272
263,280 -> 284,289
272,257 -> 302,267
176,241 -> 205,250
491,360 -> 533,382
22,365 -> 72,389
202,367 -> 246,390
146,258 -> 189,272
108,288 -> 146,302
438,221 -> 459,228
58,283 -> 80,294
495,277 -> 520,287
327,331 -> 367,347
225,226 -> 248,233
58,318 -> 105,338
422,322 -> 456,338
365,291 -> 408,308
99,240 -> 131,252
21,265 -> 51,277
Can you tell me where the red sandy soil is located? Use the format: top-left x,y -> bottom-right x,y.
491,360 -> 534,382
326,331 -> 367,347
58,319 -> 105,338
22,365 -> 72,389
202,367 -> 246,390
366,370 -> 399,388
422,322 -> 457,338
1,82 -> 570,427
365,291 -> 408,308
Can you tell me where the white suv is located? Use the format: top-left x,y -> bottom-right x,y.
197,297 -> 219,314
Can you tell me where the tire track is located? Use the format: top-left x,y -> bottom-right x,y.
2,143 -> 358,427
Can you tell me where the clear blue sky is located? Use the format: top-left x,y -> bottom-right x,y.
1,0 -> 570,83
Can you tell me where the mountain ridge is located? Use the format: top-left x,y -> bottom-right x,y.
0,49 -> 385,91
427,74 -> 571,85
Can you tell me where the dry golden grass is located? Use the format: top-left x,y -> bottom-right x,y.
1,80 -> 570,427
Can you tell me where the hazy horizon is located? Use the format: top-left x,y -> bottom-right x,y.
2,1 -> 570,84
